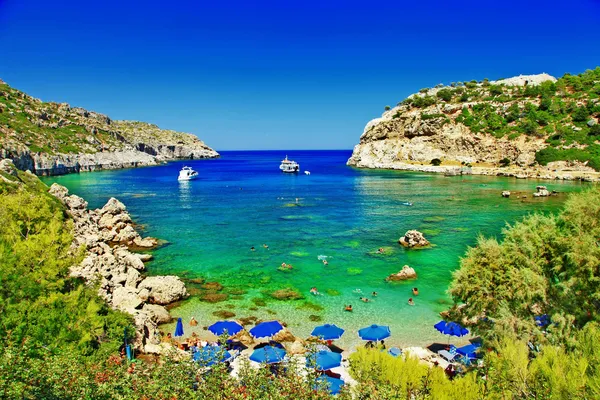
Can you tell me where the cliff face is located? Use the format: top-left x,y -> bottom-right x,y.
0,79 -> 219,175
348,70 -> 600,181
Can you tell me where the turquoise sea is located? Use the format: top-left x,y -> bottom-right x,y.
43,150 -> 589,349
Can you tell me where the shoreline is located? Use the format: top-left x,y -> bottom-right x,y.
1,147 -> 220,177
347,160 -> 600,182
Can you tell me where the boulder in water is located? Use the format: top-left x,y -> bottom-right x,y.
386,265 -> 417,281
399,230 -> 430,248
533,186 -> 550,197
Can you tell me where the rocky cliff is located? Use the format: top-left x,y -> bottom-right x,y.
48,180 -> 188,354
0,78 -> 219,175
348,69 -> 600,181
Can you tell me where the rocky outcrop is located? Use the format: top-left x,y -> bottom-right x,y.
533,186 -> 550,197
347,72 -> 600,182
0,80 -> 219,176
386,265 -> 417,281
0,159 -> 17,176
138,276 -> 187,305
399,230 -> 430,248
49,183 -> 187,353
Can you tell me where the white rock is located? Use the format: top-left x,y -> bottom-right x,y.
112,286 -> 143,311
142,304 -> 172,324
386,265 -> 417,281
100,197 -> 127,215
138,276 -> 188,305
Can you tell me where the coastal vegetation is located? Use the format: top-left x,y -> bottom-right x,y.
404,68 -> 600,170
349,67 -> 600,178
449,186 -> 600,346
0,79 -> 214,156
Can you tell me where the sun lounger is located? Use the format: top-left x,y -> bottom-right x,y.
438,350 -> 456,362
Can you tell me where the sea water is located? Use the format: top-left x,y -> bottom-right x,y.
43,150 -> 588,349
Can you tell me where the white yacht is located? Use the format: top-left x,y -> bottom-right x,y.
279,155 -> 300,173
178,166 -> 199,181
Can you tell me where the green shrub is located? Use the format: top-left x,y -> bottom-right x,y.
489,85 -> 503,96
499,157 -> 511,167
572,106 -> 589,122
436,88 -> 453,102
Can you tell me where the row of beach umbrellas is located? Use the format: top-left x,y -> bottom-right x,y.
175,318 -> 393,342
177,318 -> 468,343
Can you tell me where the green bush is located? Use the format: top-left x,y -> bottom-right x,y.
572,106 -> 589,122
489,85 -> 503,96
436,88 -> 453,102
450,187 -> 600,345
499,157 -> 511,167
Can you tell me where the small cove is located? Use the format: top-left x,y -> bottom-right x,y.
43,150 -> 589,350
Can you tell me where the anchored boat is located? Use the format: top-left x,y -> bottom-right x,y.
279,155 -> 300,173
178,166 -> 199,181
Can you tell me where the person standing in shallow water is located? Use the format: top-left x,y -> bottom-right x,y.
408,298 -> 415,306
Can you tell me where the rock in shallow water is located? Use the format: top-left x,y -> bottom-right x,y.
386,265 -> 417,281
399,230 -> 430,248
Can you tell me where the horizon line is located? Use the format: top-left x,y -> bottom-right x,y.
215,148 -> 354,152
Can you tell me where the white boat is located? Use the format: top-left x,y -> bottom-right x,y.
304,171 -> 311,175
178,166 -> 199,181
279,155 -> 300,173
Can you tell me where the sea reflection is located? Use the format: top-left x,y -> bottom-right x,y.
178,180 -> 192,209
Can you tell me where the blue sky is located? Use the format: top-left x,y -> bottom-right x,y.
1,0 -> 599,150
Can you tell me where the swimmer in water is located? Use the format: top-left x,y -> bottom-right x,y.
344,305 -> 353,312
250,246 -> 255,251
408,298 -> 415,306
360,297 -> 370,303
372,291 -> 378,297
323,259 -> 328,266
310,287 -> 319,295
353,289 -> 362,294
263,244 -> 269,250
412,287 -> 419,296
376,248 -> 384,254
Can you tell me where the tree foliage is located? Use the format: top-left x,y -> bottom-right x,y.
450,187 -> 600,345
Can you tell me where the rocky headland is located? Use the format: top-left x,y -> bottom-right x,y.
348,69 -> 600,182
0,78 -> 219,176
48,181 -> 188,354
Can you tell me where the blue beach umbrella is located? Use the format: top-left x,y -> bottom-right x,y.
209,320 -> 244,336
193,345 -> 232,366
249,320 -> 284,339
444,322 -> 469,337
311,324 -> 345,340
174,317 -> 184,337
306,350 -> 342,370
249,345 -> 287,364
315,376 -> 345,395
434,320 -> 448,334
358,324 -> 391,341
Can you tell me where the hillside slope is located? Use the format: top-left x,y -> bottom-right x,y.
348,68 -> 600,181
0,79 -> 219,175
